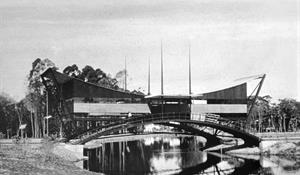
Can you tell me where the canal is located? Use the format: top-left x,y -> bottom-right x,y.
83,136 -> 300,175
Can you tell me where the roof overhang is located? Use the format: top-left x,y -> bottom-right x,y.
41,68 -> 145,99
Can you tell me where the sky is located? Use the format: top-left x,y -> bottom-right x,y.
0,0 -> 299,101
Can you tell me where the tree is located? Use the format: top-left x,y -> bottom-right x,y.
0,93 -> 32,138
63,64 -> 81,78
63,64 -> 146,95
115,69 -> 127,90
27,58 -> 57,138
248,95 -> 272,132
63,64 -> 120,90
248,96 -> 300,132
277,98 -> 298,131
80,65 -> 96,82
0,93 -> 16,138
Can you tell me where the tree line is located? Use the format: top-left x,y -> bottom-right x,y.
248,95 -> 300,132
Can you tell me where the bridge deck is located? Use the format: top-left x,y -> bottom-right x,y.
69,113 -> 260,151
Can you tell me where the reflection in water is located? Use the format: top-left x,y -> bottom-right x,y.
84,137 -> 207,174
83,136 -> 300,175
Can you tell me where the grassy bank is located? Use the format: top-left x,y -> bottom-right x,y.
228,141 -> 300,158
0,140 -> 97,175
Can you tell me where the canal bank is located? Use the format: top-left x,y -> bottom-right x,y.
2,132 -> 297,174
227,132 -> 300,156
0,139 -> 98,175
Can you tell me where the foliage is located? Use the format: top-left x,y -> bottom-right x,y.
115,69 -> 127,89
277,98 -> 298,131
248,96 -> 300,132
0,92 -> 32,138
62,64 -> 144,95
28,58 -> 57,93
63,65 -> 119,89
248,95 -> 272,132
62,64 -> 81,78
26,58 -> 58,138
0,93 -> 16,136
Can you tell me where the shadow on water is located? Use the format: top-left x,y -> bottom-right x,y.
175,153 -> 221,175
84,136 -> 300,175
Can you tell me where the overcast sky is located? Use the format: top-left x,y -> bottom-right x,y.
0,0 -> 299,101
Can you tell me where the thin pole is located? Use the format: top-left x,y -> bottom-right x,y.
46,91 -> 48,136
148,57 -> 151,95
161,41 -> 164,95
188,42 -> 192,117
46,91 -> 48,116
47,118 -> 49,137
125,57 -> 127,91
160,41 -> 164,116
43,117 -> 46,137
189,42 -> 192,95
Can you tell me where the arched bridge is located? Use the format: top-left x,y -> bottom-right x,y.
69,113 -> 260,151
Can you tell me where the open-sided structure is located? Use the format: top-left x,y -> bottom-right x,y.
41,67 -> 265,149
146,74 -> 265,121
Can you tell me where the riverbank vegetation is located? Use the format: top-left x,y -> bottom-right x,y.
248,95 -> 300,133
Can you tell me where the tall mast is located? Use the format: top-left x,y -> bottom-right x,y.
125,57 -> 127,91
148,57 -> 151,95
189,42 -> 192,95
161,41 -> 164,95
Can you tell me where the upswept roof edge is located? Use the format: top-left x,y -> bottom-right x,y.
145,74 -> 265,99
41,68 -> 144,97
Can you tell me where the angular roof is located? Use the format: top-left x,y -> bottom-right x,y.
41,68 -> 145,99
145,74 -> 265,100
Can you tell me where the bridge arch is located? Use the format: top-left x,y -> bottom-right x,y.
71,113 -> 260,151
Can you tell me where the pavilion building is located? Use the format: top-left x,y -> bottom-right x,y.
41,68 -> 264,134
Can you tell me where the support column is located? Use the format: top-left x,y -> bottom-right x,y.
119,142 -> 122,172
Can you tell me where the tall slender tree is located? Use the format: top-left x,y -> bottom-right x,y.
27,58 -> 57,138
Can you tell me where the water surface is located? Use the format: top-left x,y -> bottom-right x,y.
83,136 -> 300,175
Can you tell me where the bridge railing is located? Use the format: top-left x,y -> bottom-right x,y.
72,112 -> 189,140
72,112 -> 249,141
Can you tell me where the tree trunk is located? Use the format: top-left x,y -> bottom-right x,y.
34,108 -> 40,138
43,117 -> 45,137
278,117 -> 282,132
30,111 -> 35,137
286,117 -> 291,132
283,116 -> 286,132
34,111 -> 37,138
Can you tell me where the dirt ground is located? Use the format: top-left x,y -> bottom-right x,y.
0,141 -> 98,175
